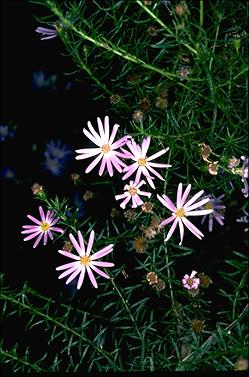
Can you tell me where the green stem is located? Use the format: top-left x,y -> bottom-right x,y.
209,21 -> 220,71
46,0 -> 200,79
199,0 -> 204,29
110,276 -> 142,339
135,0 -> 174,36
0,347 -> 44,372
1,293 -> 119,370
136,0 -> 198,56
180,303 -> 249,364
164,245 -> 176,312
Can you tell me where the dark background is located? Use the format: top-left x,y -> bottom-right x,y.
0,0 -> 112,294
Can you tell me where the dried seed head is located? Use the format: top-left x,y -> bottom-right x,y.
142,226 -> 158,239
71,173 -> 80,185
198,272 -> 213,288
141,202 -> 154,213
154,278 -> 166,290
127,74 -> 140,86
208,161 -> 219,175
83,190 -> 94,201
123,208 -> 136,220
187,288 -> 200,297
235,358 -> 248,371
31,183 -> 43,195
110,208 -> 120,218
147,26 -> 158,37
139,98 -> 150,111
199,143 -> 212,162
132,110 -> 143,123
191,319 -> 205,333
146,271 -> 158,285
155,96 -> 168,109
110,94 -> 121,104
175,1 -> 190,17
133,237 -> 147,253
62,241 -> 73,252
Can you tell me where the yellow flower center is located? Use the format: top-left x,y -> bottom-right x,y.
186,278 -> 194,287
204,202 -> 213,210
175,208 -> 185,217
138,158 -> 147,166
80,255 -> 91,266
40,222 -> 50,231
128,187 -> 137,196
101,144 -> 111,154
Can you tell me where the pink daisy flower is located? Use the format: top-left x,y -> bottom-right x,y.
121,137 -> 171,189
21,206 -> 64,248
75,116 -> 131,177
182,270 -> 200,290
115,180 -> 152,209
56,230 -> 114,289
157,183 -> 213,245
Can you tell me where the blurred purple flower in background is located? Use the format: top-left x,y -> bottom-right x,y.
201,194 -> 226,232
240,156 -> 248,198
32,70 -> 57,91
42,140 -> 73,176
0,124 -> 16,142
35,26 -> 58,40
21,206 -> 64,248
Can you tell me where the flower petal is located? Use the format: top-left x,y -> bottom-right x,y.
66,267 -> 81,285
69,233 -> 83,256
86,266 -> 98,288
178,219 -> 185,245
86,230 -> 95,256
185,197 -> 210,212
91,245 -> 114,260
90,264 -> 110,279
141,137 -> 151,157
187,209 -> 213,216
23,230 -> 41,241
33,232 -> 44,248
160,215 -> 175,227
182,217 -> 204,239
179,184 -> 191,208
165,218 -> 178,242
77,231 -> 85,256
157,194 -> 176,212
177,183 -> 183,208
77,267 -> 86,289
184,189 -> 204,209
91,261 -> 114,267
56,261 -> 79,271
27,215 -> 41,225
58,264 -> 79,279
39,206 -> 46,222
85,153 -> 103,174
58,250 -> 81,260
146,148 -> 168,162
